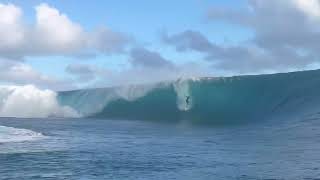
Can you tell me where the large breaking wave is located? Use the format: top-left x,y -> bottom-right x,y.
1,69 -> 320,124
57,69 -> 320,124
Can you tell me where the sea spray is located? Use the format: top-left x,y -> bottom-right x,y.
0,85 -> 79,118
173,78 -> 192,111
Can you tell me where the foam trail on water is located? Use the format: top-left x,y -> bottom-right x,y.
0,125 -> 45,143
0,85 -> 79,118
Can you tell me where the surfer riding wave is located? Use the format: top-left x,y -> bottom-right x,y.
186,96 -> 190,106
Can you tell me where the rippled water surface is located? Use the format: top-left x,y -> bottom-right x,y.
1,117 -> 320,180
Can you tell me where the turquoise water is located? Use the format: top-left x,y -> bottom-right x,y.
58,69 -> 320,124
1,117 -> 320,180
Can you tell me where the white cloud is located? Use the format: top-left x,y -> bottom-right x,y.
0,3 -> 129,59
293,0 -> 320,20
0,4 -> 24,51
0,59 -> 75,90
0,3 -> 21,24
34,3 -> 86,53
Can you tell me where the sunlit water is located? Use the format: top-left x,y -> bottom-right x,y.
1,117 -> 320,180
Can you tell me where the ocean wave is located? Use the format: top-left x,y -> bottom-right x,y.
1,69 -> 320,124
58,69 -> 320,124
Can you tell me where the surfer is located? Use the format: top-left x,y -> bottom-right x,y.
186,96 -> 190,105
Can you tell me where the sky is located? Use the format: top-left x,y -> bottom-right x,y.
0,0 -> 319,90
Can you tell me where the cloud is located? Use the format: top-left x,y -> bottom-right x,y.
0,3 -> 130,60
0,59 -> 74,90
66,64 -> 95,75
207,0 -> 320,51
90,28 -> 131,55
162,30 -> 217,53
66,48 -> 211,87
66,63 -> 97,82
35,3 -> 85,52
293,0 -> 320,20
130,47 -> 174,68
164,0 -> 320,74
65,48 -> 179,87
85,63 -> 209,87
96,63 -> 207,87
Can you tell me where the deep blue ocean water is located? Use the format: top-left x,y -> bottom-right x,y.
1,117 -> 320,180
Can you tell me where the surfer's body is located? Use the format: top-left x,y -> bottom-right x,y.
186,96 -> 190,105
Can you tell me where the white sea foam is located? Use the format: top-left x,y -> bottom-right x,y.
0,85 -> 79,118
0,125 -> 45,143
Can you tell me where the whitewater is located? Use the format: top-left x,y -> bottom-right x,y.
0,125 -> 44,143
0,85 -> 78,118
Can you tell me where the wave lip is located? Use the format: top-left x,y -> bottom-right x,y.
0,125 -> 45,143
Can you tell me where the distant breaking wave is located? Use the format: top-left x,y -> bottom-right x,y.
58,69 -> 320,124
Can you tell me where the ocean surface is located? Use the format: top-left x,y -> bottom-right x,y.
2,70 -> 320,179
1,116 -> 320,180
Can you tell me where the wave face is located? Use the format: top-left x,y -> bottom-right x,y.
0,85 -> 79,118
58,69 -> 320,124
